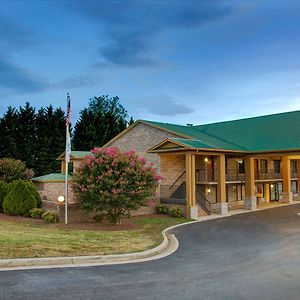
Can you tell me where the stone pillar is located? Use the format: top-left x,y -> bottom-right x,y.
186,152 -> 197,218
216,154 -> 228,215
245,156 -> 256,210
282,156 -> 293,203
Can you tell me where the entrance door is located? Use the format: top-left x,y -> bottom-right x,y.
270,183 -> 282,201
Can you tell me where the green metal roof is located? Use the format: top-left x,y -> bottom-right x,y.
32,173 -> 73,182
57,151 -> 91,160
143,110 -> 300,152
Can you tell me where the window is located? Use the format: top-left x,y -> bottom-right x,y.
291,160 -> 297,174
273,160 -> 281,174
238,159 -> 245,174
260,160 -> 268,174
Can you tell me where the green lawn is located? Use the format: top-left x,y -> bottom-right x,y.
0,216 -> 191,259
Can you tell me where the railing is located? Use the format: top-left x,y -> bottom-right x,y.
291,171 -> 298,178
196,187 -> 211,215
255,169 -> 282,180
160,184 -> 186,199
196,168 -> 285,182
196,169 -> 218,182
169,171 -> 186,191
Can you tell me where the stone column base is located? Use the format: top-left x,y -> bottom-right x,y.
190,206 -> 198,219
215,202 -> 228,215
280,192 -> 293,204
244,196 -> 257,210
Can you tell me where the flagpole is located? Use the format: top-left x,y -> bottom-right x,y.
65,93 -> 71,225
65,123 -> 69,225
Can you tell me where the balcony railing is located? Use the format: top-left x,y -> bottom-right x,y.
255,169 -> 282,180
196,168 -> 288,182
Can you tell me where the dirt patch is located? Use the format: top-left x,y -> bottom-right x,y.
0,213 -> 168,232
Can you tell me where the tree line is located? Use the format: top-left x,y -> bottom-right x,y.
0,95 -> 134,176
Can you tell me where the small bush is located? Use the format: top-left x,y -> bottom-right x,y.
42,211 -> 59,223
3,180 -> 37,216
168,207 -> 184,218
0,180 -> 8,212
93,213 -> 104,223
30,208 -> 44,219
155,205 -> 169,215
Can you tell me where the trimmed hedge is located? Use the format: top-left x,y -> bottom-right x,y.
3,180 -> 37,216
30,208 -> 45,219
42,211 -> 59,223
155,205 -> 169,215
169,207 -> 184,218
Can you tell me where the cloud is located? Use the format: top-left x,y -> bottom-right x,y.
53,75 -> 99,89
70,1 -> 232,67
0,15 -> 33,50
134,95 -> 194,116
0,57 -> 49,93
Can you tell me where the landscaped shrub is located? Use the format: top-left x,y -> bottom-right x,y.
0,158 -> 33,183
25,182 -> 42,208
73,147 -> 162,225
30,208 -> 44,219
3,180 -> 37,216
8,180 -> 42,208
168,207 -> 184,218
93,213 -> 104,223
42,211 -> 59,223
0,180 -> 8,212
155,204 -> 169,215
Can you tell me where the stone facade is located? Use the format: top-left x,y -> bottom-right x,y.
35,181 -> 75,204
108,122 -> 180,172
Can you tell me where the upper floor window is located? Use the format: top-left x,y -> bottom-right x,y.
260,159 -> 268,173
273,160 -> 281,174
238,159 -> 245,174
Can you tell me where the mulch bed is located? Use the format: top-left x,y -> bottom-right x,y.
0,213 -> 167,232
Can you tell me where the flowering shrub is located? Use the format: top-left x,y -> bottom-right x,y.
73,147 -> 161,224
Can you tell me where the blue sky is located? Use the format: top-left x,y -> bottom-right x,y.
0,0 -> 300,125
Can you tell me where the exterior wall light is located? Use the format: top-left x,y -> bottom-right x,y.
204,157 -> 209,163
270,184 -> 274,189
58,195 -> 65,203
207,187 -> 211,193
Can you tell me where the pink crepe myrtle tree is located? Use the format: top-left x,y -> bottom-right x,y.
73,147 -> 162,224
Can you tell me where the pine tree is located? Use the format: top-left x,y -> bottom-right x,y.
73,95 -> 131,150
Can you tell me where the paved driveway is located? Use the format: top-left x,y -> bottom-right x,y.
2,205 -> 300,300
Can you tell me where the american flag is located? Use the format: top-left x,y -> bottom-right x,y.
65,93 -> 71,163
66,93 -> 71,126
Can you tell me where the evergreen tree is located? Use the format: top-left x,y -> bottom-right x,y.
0,102 -> 66,175
73,95 -> 130,150
35,105 -> 66,175
0,107 -> 18,158
16,102 -> 37,168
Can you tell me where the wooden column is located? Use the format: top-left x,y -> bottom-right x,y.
216,154 -> 226,203
244,156 -> 256,209
61,161 -> 66,174
282,156 -> 293,203
216,154 -> 228,214
185,152 -> 196,217
265,183 -> 270,203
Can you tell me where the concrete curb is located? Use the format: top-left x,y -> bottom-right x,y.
1,202 -> 299,271
0,221 -> 193,271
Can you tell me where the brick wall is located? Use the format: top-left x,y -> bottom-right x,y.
109,122 -> 180,172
